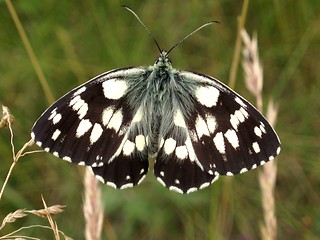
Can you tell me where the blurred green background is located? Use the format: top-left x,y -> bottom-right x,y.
0,0 -> 319,239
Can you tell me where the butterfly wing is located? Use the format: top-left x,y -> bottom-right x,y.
31,67 -> 151,188
154,70 -> 281,193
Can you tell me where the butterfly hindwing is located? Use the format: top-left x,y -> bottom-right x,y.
92,133 -> 149,189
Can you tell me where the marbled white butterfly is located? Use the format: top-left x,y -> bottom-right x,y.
31,6 -> 280,194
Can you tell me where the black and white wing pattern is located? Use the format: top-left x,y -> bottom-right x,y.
153,70 -> 280,194
31,51 -> 281,194
32,67 -> 152,189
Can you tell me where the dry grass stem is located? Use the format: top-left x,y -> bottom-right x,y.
0,106 -> 34,201
228,0 -> 249,89
0,105 -> 15,128
41,196 -> 61,240
0,107 -> 34,201
241,30 -> 278,240
259,101 -> 278,240
0,225 -> 73,240
241,30 -> 263,111
5,0 -> 54,104
83,168 -> 103,240
1,106 -> 16,160
27,205 -> 66,218
0,206 -> 71,239
0,209 -> 27,230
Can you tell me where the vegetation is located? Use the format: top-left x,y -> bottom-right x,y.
0,0 -> 319,239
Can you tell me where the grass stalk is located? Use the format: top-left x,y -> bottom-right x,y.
241,29 -> 278,240
5,0 -> 54,104
83,169 -> 103,240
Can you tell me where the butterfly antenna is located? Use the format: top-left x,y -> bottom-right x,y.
166,21 -> 220,56
122,5 -> 162,53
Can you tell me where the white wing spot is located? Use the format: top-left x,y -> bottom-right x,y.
137,175 -> 146,185
200,182 -> 210,189
52,114 -> 62,125
252,142 -> 261,153
120,183 -> 133,189
70,96 -> 85,111
90,123 -> 103,144
107,110 -> 123,132
235,97 -> 247,108
157,177 -> 166,187
254,126 -> 262,137
240,107 -> 249,118
187,187 -> 198,194
224,129 -> 239,149
78,103 -> 88,119
73,86 -> 86,96
235,109 -> 245,123
48,108 -> 57,120
195,86 -> 220,108
126,175 -> 131,180
102,79 -> 128,99
175,145 -> 188,159
53,152 -> 59,157
101,107 -> 114,126
185,135 -> 204,170
76,119 -> 93,138
164,138 -> 177,155
213,132 -> 225,154
51,129 -> 61,141
260,122 -> 267,133
230,113 -> 240,130
123,140 -> 135,156
251,164 -> 257,169
240,168 -> 248,174
175,179 -> 180,184
185,136 -> 196,162
78,161 -> 85,166
169,186 -> 183,194
132,108 -> 142,123
106,182 -> 117,189
195,115 -> 210,138
226,171 -> 233,176
159,137 -> 165,148
206,114 -> 217,134
276,147 -> 281,155
95,175 -> 105,183
135,135 -> 145,151
174,109 -> 186,128
63,156 -> 71,162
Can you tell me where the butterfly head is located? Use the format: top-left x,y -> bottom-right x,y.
154,51 -> 172,69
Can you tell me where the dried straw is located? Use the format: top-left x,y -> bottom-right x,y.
241,29 -> 278,240
83,168 -> 103,240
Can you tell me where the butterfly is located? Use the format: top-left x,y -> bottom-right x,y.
31,6 -> 280,194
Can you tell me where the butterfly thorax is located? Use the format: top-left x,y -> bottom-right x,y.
145,51 -> 175,155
